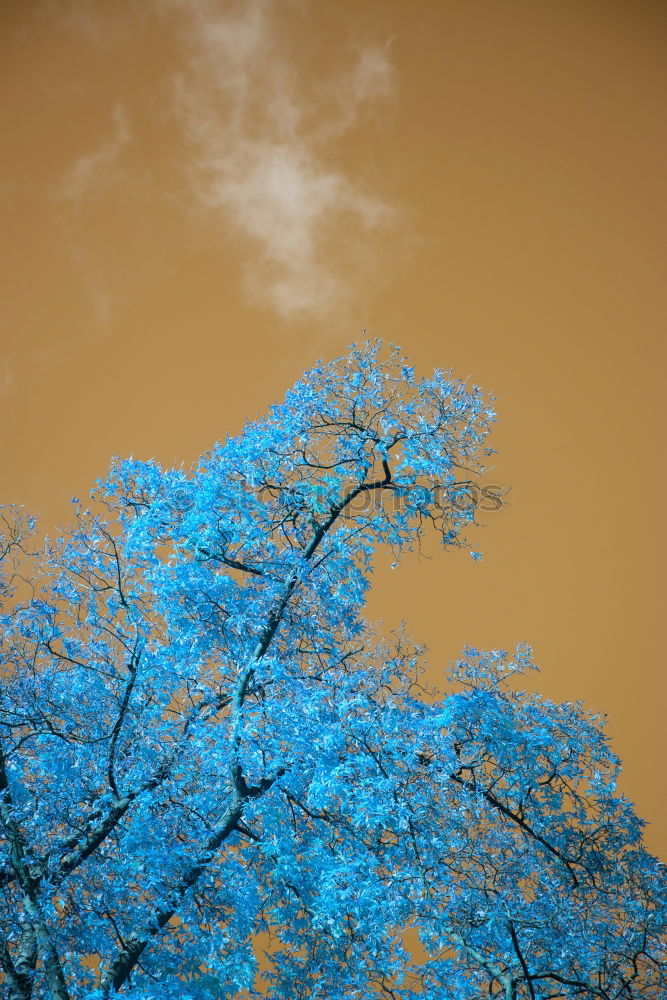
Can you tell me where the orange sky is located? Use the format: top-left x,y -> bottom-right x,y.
1,0 -> 666,857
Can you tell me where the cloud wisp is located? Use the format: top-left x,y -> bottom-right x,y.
168,0 -> 397,321
60,103 -> 131,201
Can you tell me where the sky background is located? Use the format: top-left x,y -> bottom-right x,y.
1,0 -> 665,857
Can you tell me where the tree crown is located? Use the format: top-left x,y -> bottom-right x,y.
1,342 -> 664,999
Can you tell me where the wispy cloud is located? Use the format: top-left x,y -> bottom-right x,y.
167,0 -> 398,321
60,103 -> 130,200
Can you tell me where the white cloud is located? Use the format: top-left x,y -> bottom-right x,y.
88,284 -> 113,330
60,103 -> 130,200
167,0 -> 397,320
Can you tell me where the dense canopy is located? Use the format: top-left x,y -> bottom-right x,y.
1,344 -> 665,999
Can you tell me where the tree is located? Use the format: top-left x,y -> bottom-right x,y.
0,342 -> 664,999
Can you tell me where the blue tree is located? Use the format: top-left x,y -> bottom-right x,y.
1,342 -> 664,999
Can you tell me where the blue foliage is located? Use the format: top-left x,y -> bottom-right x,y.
0,342 -> 664,998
